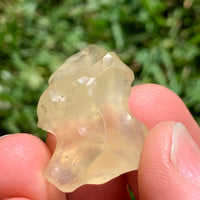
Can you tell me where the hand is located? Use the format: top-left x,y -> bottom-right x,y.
1,84 -> 200,200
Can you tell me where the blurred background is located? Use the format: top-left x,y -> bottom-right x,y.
0,0 -> 200,140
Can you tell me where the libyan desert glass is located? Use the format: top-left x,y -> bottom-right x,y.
37,45 -> 147,192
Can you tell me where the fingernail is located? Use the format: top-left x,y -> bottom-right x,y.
170,122 -> 200,179
0,134 -> 9,139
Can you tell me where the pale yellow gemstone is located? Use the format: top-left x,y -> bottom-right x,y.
37,45 -> 147,192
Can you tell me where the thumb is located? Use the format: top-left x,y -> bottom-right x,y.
138,121 -> 200,200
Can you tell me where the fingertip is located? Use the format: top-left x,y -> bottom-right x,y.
138,121 -> 176,200
138,121 -> 200,200
129,84 -> 183,129
0,133 -> 66,200
129,83 -> 200,146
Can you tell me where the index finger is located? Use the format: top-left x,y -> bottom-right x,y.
129,83 -> 200,145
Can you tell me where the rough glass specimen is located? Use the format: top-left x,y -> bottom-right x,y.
37,45 -> 147,192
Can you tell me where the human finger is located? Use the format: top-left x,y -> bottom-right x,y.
128,83 -> 200,144
0,133 -> 66,200
127,83 -> 200,198
138,121 -> 200,200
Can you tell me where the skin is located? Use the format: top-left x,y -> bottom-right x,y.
0,83 -> 200,200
